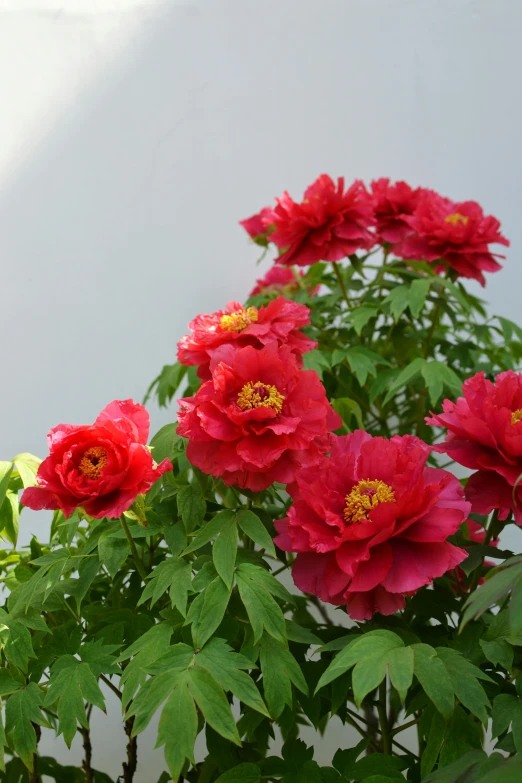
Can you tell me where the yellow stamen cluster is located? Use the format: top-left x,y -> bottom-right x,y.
512,409 -> 522,425
220,306 -> 258,332
79,446 -> 107,479
344,479 -> 396,525
237,381 -> 285,414
445,212 -> 469,227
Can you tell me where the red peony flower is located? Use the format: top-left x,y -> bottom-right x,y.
427,370 -> 522,524
370,178 -> 423,245
177,343 -> 341,492
21,400 -> 172,519
177,295 -> 316,381
274,431 -> 468,621
451,519 -> 499,592
249,265 -> 319,298
239,207 -> 273,243
397,191 -> 509,285
268,174 -> 375,267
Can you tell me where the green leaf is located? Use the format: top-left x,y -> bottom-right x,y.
421,361 -> 444,406
0,671 -> 25,698
214,763 -> 261,783
157,674 -> 197,781
236,566 -> 286,643
236,509 -> 276,558
79,640 -> 121,678
69,555 -> 100,613
0,463 -> 13,512
285,621 -> 322,646
13,454 -> 41,489
178,484 -> 207,534
0,701 -> 5,773
98,535 -> 130,578
213,516 -> 238,589
509,575 -> 522,636
492,693 -> 522,751
196,638 -> 269,718
0,618 -> 36,672
303,350 -> 330,378
480,638 -> 514,671
332,398 -> 364,431
259,633 -> 308,719
138,558 -> 192,616
149,423 -> 182,462
421,709 -> 446,778
383,357 -> 426,405
412,644 -> 454,718
5,683 -> 50,769
345,346 -> 381,386
187,576 -> 231,648
119,623 -> 173,709
462,559 -> 522,627
0,490 -> 20,546
183,510 -> 233,555
348,305 -> 379,335
384,284 -> 410,321
409,278 -> 431,318
187,665 -> 241,746
315,630 -> 404,693
386,645 -> 414,703
45,658 -> 105,746
436,647 -> 491,725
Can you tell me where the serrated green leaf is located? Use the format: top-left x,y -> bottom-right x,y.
509,576 -> 522,636
259,634 -> 308,719
178,484 -> 207,534
0,701 -> 5,773
384,284 -> 410,321
79,640 -> 121,678
332,398 -> 364,431
421,709 -> 446,778
235,510 -> 276,558
303,350 -> 330,378
386,645 -> 413,703
213,517 -> 238,589
348,305 -> 379,335
157,674 -> 197,780
236,567 -> 286,643
285,620 -> 322,646
119,623 -> 173,708
462,561 -> 522,627
412,644 -> 454,718
187,576 -> 231,648
0,491 -> 19,546
138,558 -> 192,616
5,683 -> 50,769
0,463 -> 13,513
0,619 -> 35,673
0,671 -> 24,698
45,659 -> 105,747
492,693 -> 522,751
183,510 -> 233,555
436,647 -> 491,725
197,638 -> 269,717
187,665 -> 241,746
13,454 -> 41,489
149,423 -> 183,462
409,278 -> 431,318
421,361 -> 444,406
344,347 -> 378,386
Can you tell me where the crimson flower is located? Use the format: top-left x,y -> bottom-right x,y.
275,431 -> 468,621
249,265 -> 319,297
239,207 -> 273,243
370,178 -> 423,245
177,344 -> 341,492
397,191 -> 509,285
268,174 -> 375,267
427,370 -> 522,524
21,400 -> 172,519
177,296 -> 316,381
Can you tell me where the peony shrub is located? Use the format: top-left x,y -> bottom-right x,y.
1,175 -> 522,782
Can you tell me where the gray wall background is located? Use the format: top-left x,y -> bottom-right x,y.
1,0 -> 522,779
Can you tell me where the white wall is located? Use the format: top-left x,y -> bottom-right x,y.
1,0 -> 522,778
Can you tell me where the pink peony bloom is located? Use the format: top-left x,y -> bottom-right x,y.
239,207 -> 273,242
177,296 -> 316,381
370,178 -> 423,245
274,431 -> 468,621
427,370 -> 522,524
21,400 -> 172,519
177,343 -> 341,492
268,174 -> 375,267
397,191 -> 509,285
249,265 -> 319,297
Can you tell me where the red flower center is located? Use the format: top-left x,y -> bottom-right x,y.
512,409 -> 522,425
344,479 -> 395,524
220,307 -> 258,332
237,381 -> 285,414
79,446 -> 108,479
445,212 -> 468,227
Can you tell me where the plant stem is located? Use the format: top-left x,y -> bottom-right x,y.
308,594 -> 333,625
469,510 -> 500,593
345,707 -> 417,758
29,723 -> 42,783
100,673 -> 123,701
390,717 -> 419,736
377,681 -> 392,754
122,716 -> 138,783
119,516 -> 148,582
332,263 -> 351,308
81,727 -> 93,783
